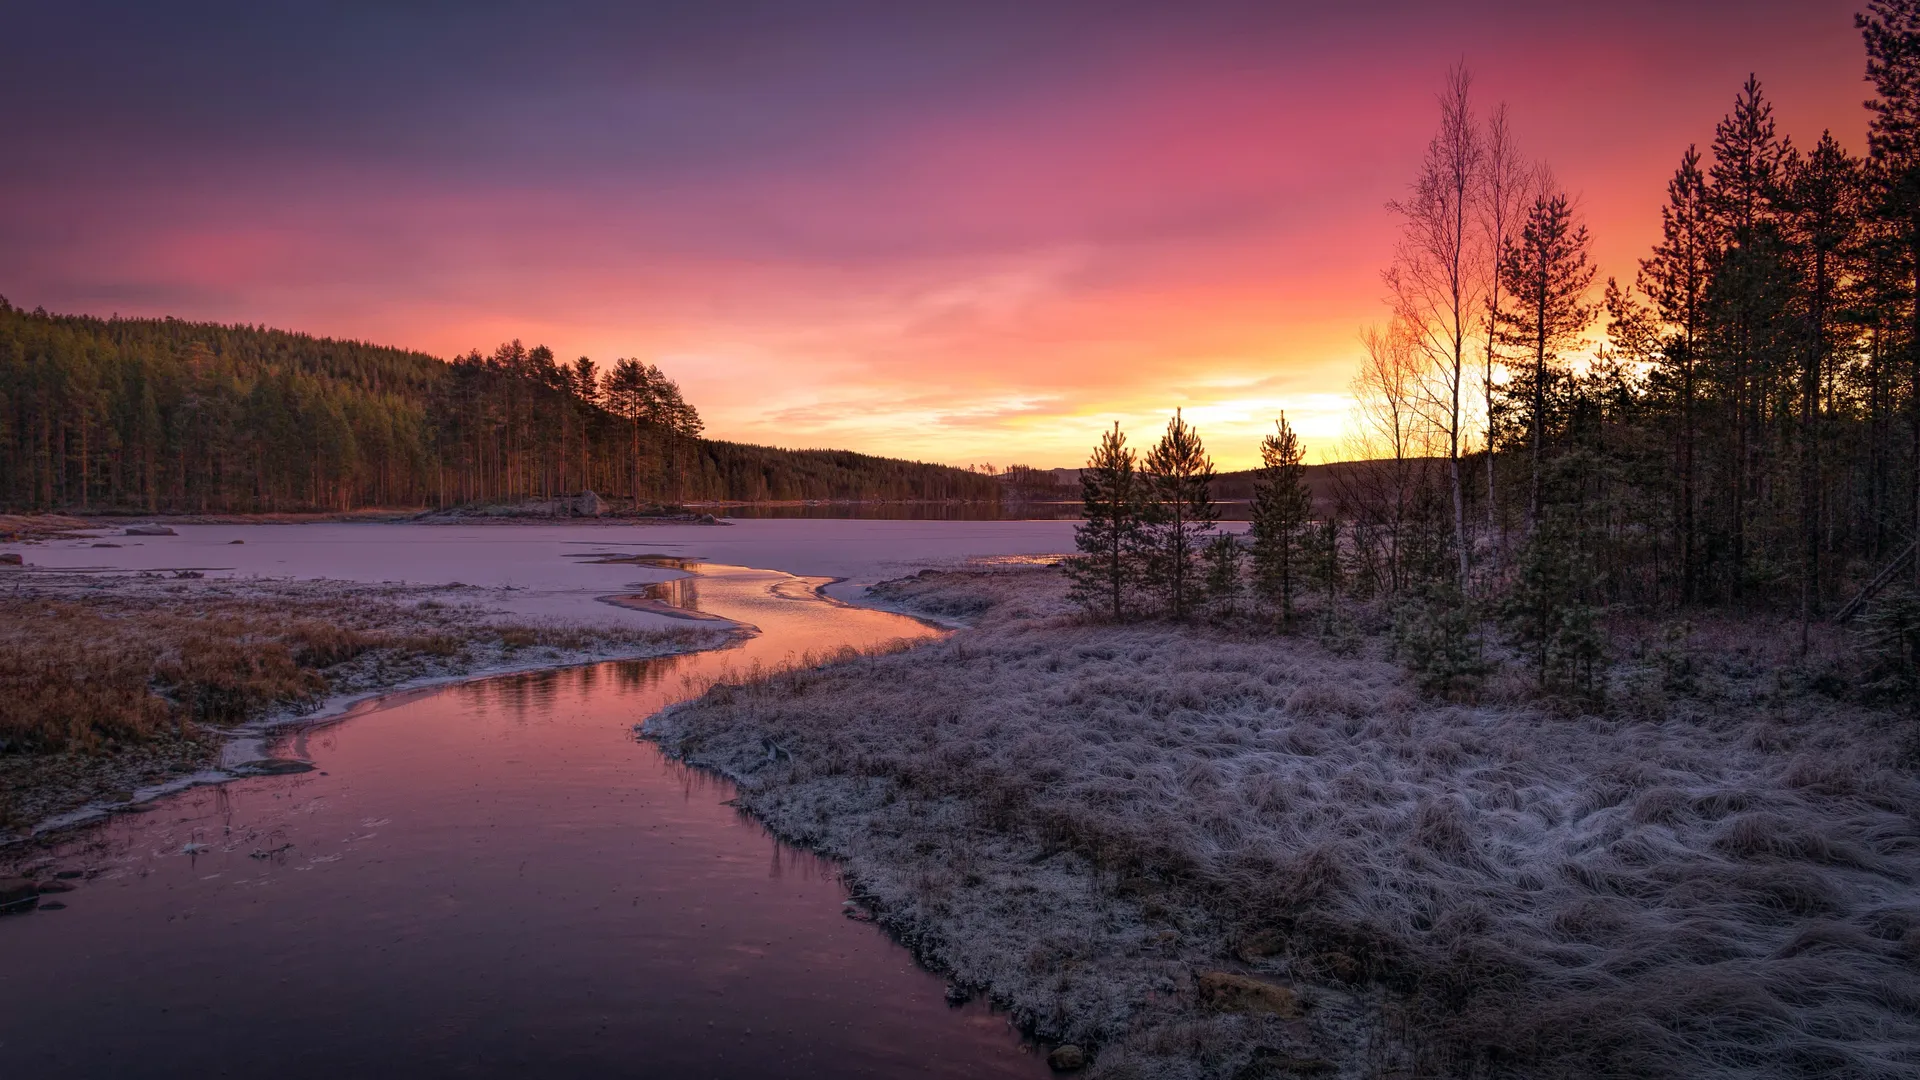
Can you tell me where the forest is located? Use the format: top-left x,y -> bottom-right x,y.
1069,3 -> 1920,693
0,305 -> 997,513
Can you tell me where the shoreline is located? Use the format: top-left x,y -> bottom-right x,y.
19,630 -> 747,843
1,567 -> 733,842
645,563 -> 1920,1079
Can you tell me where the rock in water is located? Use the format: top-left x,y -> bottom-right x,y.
1196,971 -> 1300,1017
0,877 -> 40,911
943,983 -> 970,1005
124,524 -> 177,536
234,759 -> 316,776
1046,1045 -> 1087,1072
0,552 -> 20,565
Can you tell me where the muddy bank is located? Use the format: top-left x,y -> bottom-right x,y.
2,568 -> 725,836
648,564 -> 1920,1080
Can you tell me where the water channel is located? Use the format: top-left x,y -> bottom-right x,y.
0,560 -> 1050,1078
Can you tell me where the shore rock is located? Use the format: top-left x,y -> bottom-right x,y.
1047,1045 -> 1088,1072
233,758 -> 316,776
124,524 -> 177,536
1,877 -> 40,910
1197,972 -> 1301,1018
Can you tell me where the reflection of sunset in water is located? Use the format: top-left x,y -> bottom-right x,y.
0,560 -> 1033,1079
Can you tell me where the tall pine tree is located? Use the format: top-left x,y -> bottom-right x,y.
1497,189 -> 1598,530
1250,414 -> 1314,627
1066,422 -> 1147,621
1141,409 -> 1217,619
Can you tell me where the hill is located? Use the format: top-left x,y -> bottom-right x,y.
0,301 -> 997,512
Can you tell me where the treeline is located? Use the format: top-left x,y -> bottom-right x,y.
1353,10 -> 1920,640
1070,5 -> 1920,701
0,304 -> 995,511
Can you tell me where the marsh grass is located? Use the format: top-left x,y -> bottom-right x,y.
1,571 -> 720,829
650,564 -> 1920,1080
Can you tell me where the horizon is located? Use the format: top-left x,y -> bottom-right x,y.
0,0 -> 1868,469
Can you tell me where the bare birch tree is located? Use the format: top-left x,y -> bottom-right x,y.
1386,63 -> 1482,589
1337,320 -> 1436,595
1476,103 -> 1534,544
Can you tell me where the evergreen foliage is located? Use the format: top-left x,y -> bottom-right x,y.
1249,414 -> 1313,626
1393,589 -> 1490,700
0,304 -> 997,511
1496,190 -> 1598,529
1140,410 -> 1218,619
1496,518 -> 1608,696
1065,423 -> 1148,620
1857,587 -> 1920,708
1202,533 -> 1244,614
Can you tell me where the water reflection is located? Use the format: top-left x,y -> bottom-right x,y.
0,561 -> 1041,1079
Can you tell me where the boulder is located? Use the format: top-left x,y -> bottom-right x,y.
124,524 -> 177,536
1046,1045 -> 1088,1072
0,552 -> 20,565
0,877 -> 39,910
1196,971 -> 1300,1018
233,758 -> 316,776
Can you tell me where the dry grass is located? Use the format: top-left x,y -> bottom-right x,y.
0,513 -> 94,541
649,564 -> 1920,1080
1,570 -> 722,830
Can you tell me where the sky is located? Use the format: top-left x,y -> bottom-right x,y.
0,1 -> 1873,468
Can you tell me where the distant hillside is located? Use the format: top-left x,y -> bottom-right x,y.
0,302 -> 996,512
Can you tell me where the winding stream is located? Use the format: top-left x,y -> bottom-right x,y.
0,561 -> 1049,1078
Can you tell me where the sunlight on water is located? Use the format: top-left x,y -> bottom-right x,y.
0,560 -> 1039,1080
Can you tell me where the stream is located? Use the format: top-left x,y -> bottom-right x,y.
0,560 -> 1050,1078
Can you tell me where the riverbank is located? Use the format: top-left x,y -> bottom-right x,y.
648,563 -> 1920,1079
2,568 -> 725,836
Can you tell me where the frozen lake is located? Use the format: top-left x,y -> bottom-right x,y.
0,523 -> 1082,1077
6,518 -> 1084,626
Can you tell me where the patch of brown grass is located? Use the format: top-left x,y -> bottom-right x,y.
0,600 -> 339,751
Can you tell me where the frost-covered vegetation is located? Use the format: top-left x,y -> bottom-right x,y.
650,564 -> 1920,1080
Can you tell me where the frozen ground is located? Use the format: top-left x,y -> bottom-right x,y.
649,565 -> 1920,1080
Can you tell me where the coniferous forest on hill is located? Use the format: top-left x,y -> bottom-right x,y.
0,302 -> 998,513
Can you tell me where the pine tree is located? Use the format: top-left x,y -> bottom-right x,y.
1704,76 -> 1793,600
1860,0 -> 1920,588
1065,422 -> 1147,621
1203,533 -> 1244,614
1782,132 -> 1864,646
1497,516 -> 1606,696
1497,189 -> 1598,530
1636,146 -> 1717,603
1250,413 -> 1313,627
1141,409 -> 1217,619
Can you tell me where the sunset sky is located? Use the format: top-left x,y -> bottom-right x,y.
0,1 -> 1871,468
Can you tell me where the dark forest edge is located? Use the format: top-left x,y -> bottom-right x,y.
0,303 -> 999,513
1050,3 -> 1920,710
